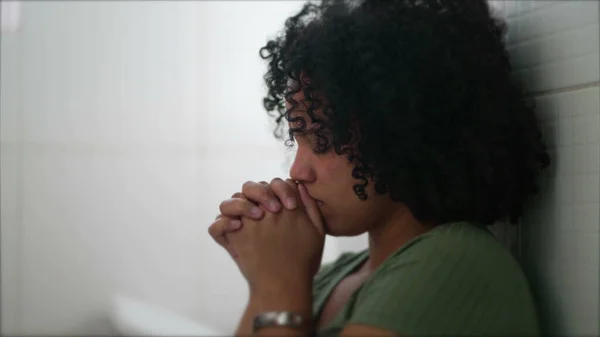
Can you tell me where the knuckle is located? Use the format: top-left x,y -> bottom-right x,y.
270,178 -> 290,194
270,177 -> 284,185
242,180 -> 255,192
218,199 -> 230,213
236,199 -> 252,213
222,199 -> 247,216
242,181 -> 272,201
230,191 -> 244,199
208,219 -> 231,245
256,186 -> 273,200
207,220 -> 220,236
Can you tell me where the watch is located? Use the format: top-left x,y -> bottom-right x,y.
252,311 -> 305,333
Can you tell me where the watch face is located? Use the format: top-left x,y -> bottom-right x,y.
276,313 -> 288,325
253,312 -> 303,332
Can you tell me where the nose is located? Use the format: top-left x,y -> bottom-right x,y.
289,146 -> 317,184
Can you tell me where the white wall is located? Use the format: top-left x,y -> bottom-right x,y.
0,1 -> 366,335
490,1 -> 600,335
1,4 -> 23,334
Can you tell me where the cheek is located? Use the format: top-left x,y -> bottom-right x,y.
317,158 -> 385,235
325,193 -> 387,236
318,154 -> 354,182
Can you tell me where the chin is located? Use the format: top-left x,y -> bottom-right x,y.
323,219 -> 367,237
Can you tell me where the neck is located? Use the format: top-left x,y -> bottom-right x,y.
364,206 -> 436,271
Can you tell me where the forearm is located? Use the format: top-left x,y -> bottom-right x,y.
235,279 -> 314,337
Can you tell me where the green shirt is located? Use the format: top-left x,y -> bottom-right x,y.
313,222 -> 540,337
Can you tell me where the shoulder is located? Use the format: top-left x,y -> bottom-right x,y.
374,222 -> 531,299
382,221 -> 521,272
349,222 -> 539,336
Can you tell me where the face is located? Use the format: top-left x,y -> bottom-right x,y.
286,91 -> 399,237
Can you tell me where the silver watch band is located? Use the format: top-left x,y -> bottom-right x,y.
252,311 -> 304,333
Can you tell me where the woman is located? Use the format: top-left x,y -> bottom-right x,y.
209,0 -> 549,336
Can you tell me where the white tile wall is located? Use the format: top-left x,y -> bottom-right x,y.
506,1 -> 599,94
490,0 -> 600,335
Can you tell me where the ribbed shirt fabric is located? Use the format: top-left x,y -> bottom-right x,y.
313,222 -> 540,337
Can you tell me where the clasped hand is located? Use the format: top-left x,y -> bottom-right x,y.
208,178 -> 325,293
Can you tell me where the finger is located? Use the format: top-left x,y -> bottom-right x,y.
230,192 -> 248,200
242,181 -> 281,212
220,198 -> 265,220
285,179 -> 300,199
297,183 -> 325,236
208,217 -> 243,247
225,192 -> 252,219
270,178 -> 298,210
285,178 -> 299,186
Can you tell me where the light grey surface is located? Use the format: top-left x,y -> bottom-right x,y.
490,1 -> 600,335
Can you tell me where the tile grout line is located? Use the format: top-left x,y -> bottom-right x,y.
526,81 -> 600,98
15,29 -> 24,334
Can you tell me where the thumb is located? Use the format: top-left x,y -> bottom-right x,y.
297,183 -> 325,236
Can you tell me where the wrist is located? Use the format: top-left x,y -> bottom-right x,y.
251,275 -> 312,299
250,277 -> 313,317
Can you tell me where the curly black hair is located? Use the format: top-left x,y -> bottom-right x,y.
259,0 -> 550,225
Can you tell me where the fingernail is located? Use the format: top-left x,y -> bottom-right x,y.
229,220 -> 242,230
269,200 -> 281,212
285,197 -> 297,209
251,207 -> 263,217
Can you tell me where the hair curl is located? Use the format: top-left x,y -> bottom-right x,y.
259,0 -> 550,225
